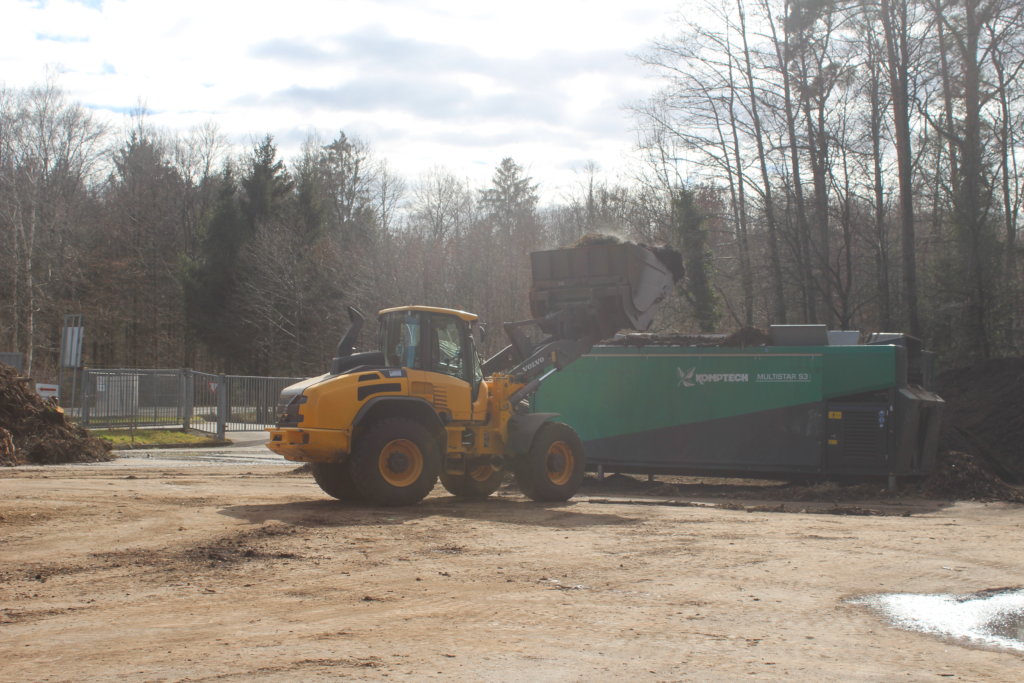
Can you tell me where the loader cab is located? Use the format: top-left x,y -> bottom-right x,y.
378,306 -> 485,399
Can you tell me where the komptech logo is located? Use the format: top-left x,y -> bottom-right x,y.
677,366 -> 750,388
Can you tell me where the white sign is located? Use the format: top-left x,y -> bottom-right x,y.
61,325 -> 84,368
36,383 -> 60,399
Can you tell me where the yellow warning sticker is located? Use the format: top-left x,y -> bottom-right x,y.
828,411 -> 843,420
828,439 -> 839,445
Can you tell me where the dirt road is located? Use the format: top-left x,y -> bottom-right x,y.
1,460 -> 1021,681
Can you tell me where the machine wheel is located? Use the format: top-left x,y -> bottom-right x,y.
514,422 -> 585,502
440,463 -> 504,499
310,461 -> 363,502
350,417 -> 440,506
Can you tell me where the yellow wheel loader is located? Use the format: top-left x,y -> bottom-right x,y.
266,242 -> 680,506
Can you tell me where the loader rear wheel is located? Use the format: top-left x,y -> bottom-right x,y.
310,461 -> 363,502
514,422 -> 585,502
350,417 -> 440,506
440,463 -> 504,499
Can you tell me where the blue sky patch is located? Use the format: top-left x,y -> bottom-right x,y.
36,33 -> 89,43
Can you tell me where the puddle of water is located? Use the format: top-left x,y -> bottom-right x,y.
851,588 -> 1024,652
985,609 -> 1024,642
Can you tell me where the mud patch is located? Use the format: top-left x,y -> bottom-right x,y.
852,588 -> 1024,652
183,524 -> 305,567
0,605 -> 90,624
284,463 -> 312,475
586,498 -> 904,517
2,523 -> 310,585
583,468 -> 1024,505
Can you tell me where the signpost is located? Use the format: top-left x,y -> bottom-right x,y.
57,314 -> 84,409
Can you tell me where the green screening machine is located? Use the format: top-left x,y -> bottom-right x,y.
533,325 -> 944,479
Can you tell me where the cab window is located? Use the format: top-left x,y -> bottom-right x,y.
382,311 -> 422,369
429,314 -> 467,380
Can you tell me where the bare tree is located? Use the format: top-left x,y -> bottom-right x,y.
0,80 -> 106,375
877,0 -> 926,337
923,0 -> 1024,357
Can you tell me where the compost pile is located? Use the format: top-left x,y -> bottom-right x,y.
921,451 -> 1024,503
0,363 -> 112,466
935,357 -> 1024,483
606,327 -> 771,349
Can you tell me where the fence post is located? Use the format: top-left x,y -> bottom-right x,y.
81,369 -> 91,426
216,375 -> 227,440
182,369 -> 193,432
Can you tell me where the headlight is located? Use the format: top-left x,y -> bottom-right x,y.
276,393 -> 307,427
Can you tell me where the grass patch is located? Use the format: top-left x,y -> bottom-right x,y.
88,428 -> 222,448
86,416 -> 183,426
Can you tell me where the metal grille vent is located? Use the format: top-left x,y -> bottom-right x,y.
433,387 -> 448,408
841,411 -> 885,459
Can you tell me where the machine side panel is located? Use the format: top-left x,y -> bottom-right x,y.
533,345 -> 907,475
535,347 -> 825,439
581,402 -> 824,473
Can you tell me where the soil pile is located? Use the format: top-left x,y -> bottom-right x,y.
605,332 -> 726,347
921,451 -> 1024,503
935,357 -> 1024,482
604,327 -> 771,348
722,327 -> 772,347
0,363 -> 112,466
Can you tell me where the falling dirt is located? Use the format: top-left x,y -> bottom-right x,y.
570,233 -> 685,284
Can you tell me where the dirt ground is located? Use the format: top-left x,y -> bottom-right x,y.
1,462 -> 1022,682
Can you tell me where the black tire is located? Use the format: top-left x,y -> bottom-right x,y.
440,463 -> 504,499
349,417 -> 440,506
513,422 -> 585,502
310,461 -> 363,502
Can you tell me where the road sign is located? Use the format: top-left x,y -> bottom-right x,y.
36,383 -> 59,399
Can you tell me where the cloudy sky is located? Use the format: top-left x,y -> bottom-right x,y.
3,0 -> 682,200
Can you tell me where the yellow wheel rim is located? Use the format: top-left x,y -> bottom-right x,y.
545,441 -> 574,486
378,439 -> 424,487
469,464 -> 495,482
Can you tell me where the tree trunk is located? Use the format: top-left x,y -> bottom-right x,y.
868,39 -> 893,330
740,0 -> 786,323
879,0 -> 921,338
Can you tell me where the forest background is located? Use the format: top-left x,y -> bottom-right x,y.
2,0 -> 1022,381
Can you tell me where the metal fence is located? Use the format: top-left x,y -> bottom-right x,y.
63,368 -> 303,439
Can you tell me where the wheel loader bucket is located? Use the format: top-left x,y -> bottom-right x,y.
529,243 -> 676,340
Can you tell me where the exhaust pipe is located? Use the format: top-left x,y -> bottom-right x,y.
329,306 -> 365,374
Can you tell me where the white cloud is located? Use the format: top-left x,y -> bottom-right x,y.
1,0 -> 681,199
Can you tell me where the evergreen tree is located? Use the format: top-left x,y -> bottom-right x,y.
241,134 -> 293,234
479,157 -> 540,242
182,166 -> 246,369
671,188 -> 719,333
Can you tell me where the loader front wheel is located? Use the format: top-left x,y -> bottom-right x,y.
514,422 -> 585,502
350,418 -> 440,506
310,461 -> 363,502
440,463 -> 504,499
